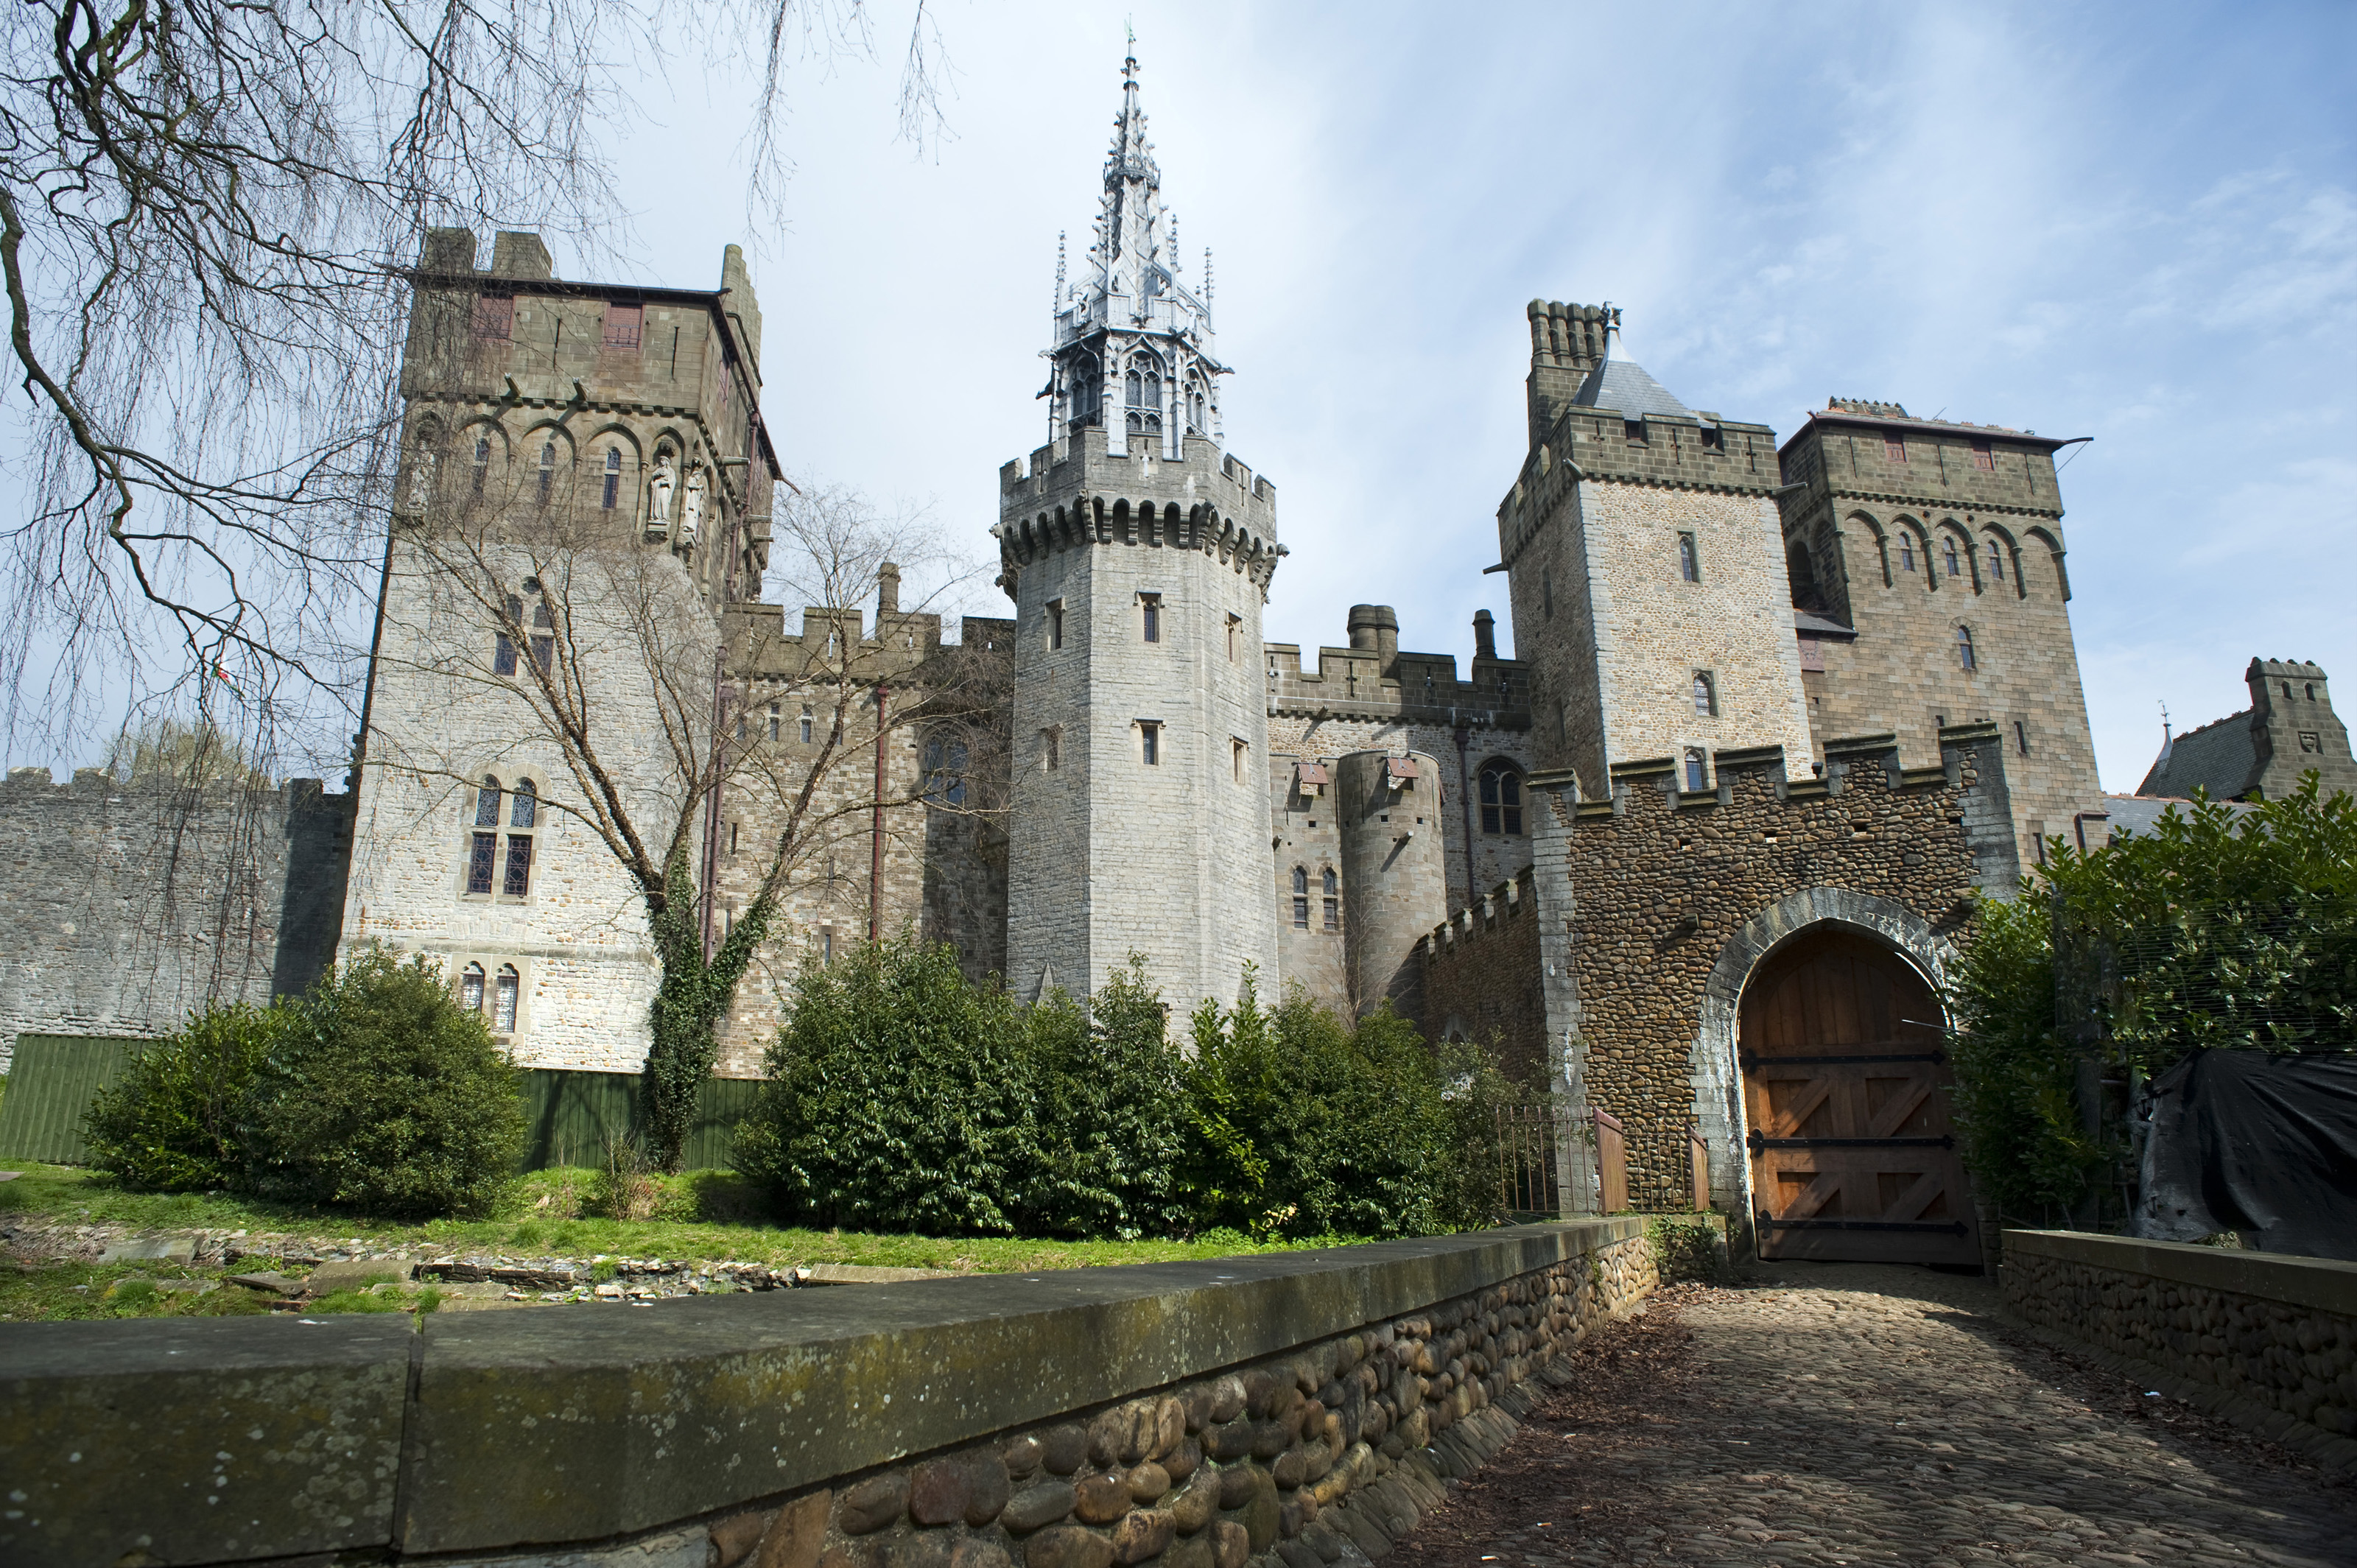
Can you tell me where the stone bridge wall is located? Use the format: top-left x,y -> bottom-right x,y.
0,1220 -> 1657,1568
2002,1228 -> 2357,1474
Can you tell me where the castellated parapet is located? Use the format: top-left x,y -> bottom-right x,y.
996,423 -> 1281,1011
0,768 -> 354,1069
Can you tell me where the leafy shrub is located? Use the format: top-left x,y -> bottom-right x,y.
83,1002 -> 295,1191
1945,891 -> 2103,1223
734,935 -> 1039,1234
1184,970 -> 1496,1240
245,949 -> 524,1218
1016,960 -> 1193,1240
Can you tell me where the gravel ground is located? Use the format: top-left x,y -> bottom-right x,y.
1386,1260 -> 2357,1568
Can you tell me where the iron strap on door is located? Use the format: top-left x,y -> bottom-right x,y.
1748,1129 -> 1956,1153
1756,1212 -> 1970,1237
1740,1048 -> 1945,1073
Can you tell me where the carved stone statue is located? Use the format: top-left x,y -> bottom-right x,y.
405,447 -> 438,513
680,468 -> 707,547
649,449 -> 677,527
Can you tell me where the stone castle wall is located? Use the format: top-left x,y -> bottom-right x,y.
1417,868 -> 1546,1085
0,769 -> 353,1069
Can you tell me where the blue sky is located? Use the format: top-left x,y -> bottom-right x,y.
591,0 -> 2347,794
32,2 -> 2342,790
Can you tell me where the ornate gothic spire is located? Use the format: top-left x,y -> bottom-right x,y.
1047,45 -> 1223,457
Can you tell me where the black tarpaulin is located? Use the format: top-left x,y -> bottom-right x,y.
2133,1047 -> 2357,1262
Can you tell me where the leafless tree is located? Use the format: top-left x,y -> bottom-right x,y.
0,0 -> 949,770
379,471 -> 999,1167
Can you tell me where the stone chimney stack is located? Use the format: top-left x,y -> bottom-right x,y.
1473,609 -> 1497,661
877,561 -> 902,617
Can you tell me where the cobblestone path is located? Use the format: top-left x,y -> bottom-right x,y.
1388,1262 -> 2357,1568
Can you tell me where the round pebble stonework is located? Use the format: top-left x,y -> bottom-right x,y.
2003,1245 -> 2357,1449
707,1236 -> 1659,1568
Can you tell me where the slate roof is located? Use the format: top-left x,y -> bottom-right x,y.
1572,357 -> 1694,421
2102,792 -> 2258,840
1793,611 -> 1857,639
2135,710 -> 2261,801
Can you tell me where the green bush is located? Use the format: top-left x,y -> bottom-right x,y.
83,1002 -> 295,1191
1184,970 -> 1499,1240
1016,961 -> 1193,1239
734,935 -> 1039,1234
245,949 -> 525,1218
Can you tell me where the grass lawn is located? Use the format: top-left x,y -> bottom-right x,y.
0,1160 -> 1354,1276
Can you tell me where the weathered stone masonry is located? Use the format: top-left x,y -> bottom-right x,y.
0,1220 -> 1658,1568
1423,726 -> 2019,1216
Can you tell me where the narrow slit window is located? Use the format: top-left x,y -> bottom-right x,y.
2014,720 -> 2029,756
800,705 -> 814,744
493,965 -> 519,1033
1044,727 -> 1061,770
502,832 -> 533,896
493,632 -> 517,675
1047,600 -> 1064,650
1543,569 -> 1554,619
1140,723 -> 1160,765
1957,625 -> 1977,671
1944,538 -> 1961,577
1226,614 -> 1241,662
531,600 -> 554,670
1232,737 -> 1247,782
1987,541 -> 2004,580
602,449 -> 621,509
537,441 -> 556,504
471,436 -> 490,496
1685,749 -> 1707,792
1322,868 -> 1339,931
1679,532 -> 1700,583
1140,594 -> 1162,644
1898,534 -> 1915,572
460,963 -> 485,1014
1292,866 -> 1310,929
1693,672 -> 1717,716
767,703 -> 781,742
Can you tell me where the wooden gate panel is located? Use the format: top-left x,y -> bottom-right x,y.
1740,930 -> 1980,1266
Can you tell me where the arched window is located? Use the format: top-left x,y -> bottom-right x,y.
1321,868 -> 1339,930
530,599 -> 554,670
1943,538 -> 1961,577
1291,866 -> 1310,929
1679,532 -> 1701,583
467,776 -> 500,893
474,776 -> 502,826
1693,672 -> 1716,716
1898,534 -> 1915,572
537,440 -> 557,504
1957,625 -> 1976,671
510,779 -> 537,829
1125,353 -> 1162,433
1478,764 -> 1523,834
493,964 -> 520,1033
1685,748 -> 1707,792
1987,539 -> 2004,581
460,963 -> 485,1014
602,448 -> 622,510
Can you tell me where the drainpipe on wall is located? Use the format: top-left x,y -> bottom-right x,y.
1453,725 -> 1474,910
870,681 -> 889,942
700,650 -> 726,960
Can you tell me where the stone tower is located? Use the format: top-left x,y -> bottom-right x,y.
1498,303 -> 1808,798
997,50 -> 1282,1013
2137,658 -> 2357,804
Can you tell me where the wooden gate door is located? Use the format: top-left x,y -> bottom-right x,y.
1740,929 -> 1981,1265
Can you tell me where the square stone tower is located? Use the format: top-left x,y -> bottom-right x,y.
1774,399 -> 2103,862
995,51 -> 1282,1012
1500,303 -> 1810,798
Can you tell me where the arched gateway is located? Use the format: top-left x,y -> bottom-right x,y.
1738,927 -> 1980,1264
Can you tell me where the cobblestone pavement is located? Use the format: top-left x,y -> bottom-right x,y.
1388,1262 -> 2357,1568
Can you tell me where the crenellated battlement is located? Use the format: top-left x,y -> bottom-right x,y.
995,423 -> 1281,597
1266,605 -> 1531,728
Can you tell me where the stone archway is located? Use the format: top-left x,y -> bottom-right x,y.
1690,889 -> 1956,1242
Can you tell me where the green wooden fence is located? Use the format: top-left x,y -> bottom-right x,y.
0,1034 -> 765,1172
0,1036 -> 146,1164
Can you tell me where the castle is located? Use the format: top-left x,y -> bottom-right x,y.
10,52 -> 2354,1258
